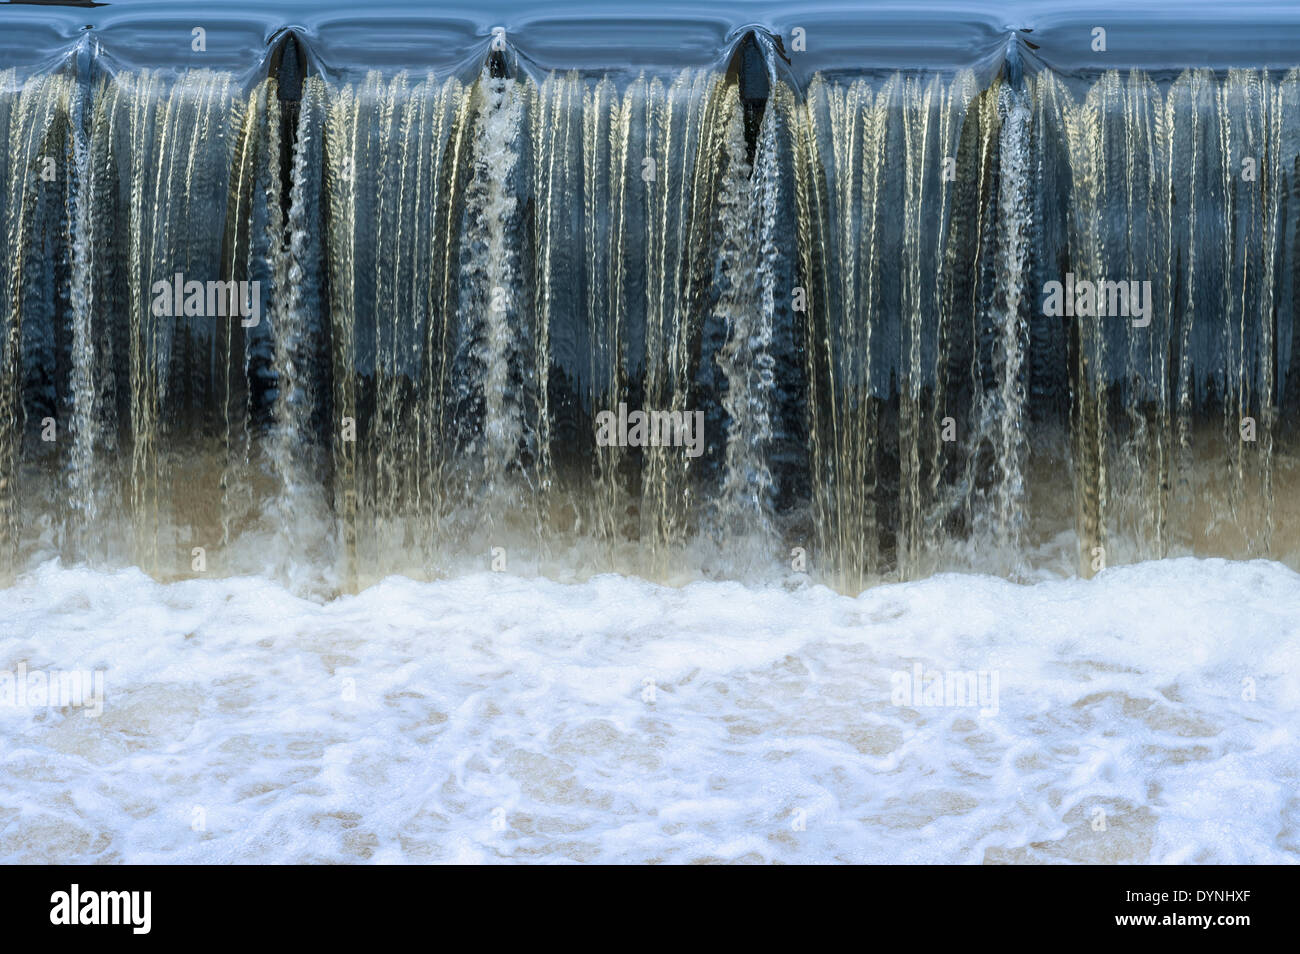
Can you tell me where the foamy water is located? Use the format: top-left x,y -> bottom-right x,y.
0,559 -> 1296,864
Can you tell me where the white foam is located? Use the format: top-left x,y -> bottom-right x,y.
0,558 -> 1295,863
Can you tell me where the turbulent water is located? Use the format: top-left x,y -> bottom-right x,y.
0,558 -> 1295,864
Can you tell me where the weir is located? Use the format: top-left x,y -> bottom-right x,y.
2,19 -> 1299,592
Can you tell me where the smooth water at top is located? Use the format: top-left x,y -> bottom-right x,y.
7,1 -> 1300,78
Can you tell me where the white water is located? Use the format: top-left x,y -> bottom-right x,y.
466,73 -> 525,481
714,87 -> 780,554
0,558 -> 1295,864
990,83 -> 1031,557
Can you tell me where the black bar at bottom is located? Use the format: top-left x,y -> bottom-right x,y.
0,865 -> 1284,942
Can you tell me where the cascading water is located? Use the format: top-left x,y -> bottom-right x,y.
67,41 -> 97,555
461,65 -> 529,508
988,79 -> 1031,566
712,38 -> 788,563
801,69 -> 983,588
1029,66 -> 1300,573
0,28 -> 1298,593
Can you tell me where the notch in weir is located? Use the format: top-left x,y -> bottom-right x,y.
727,31 -> 770,166
1003,32 -> 1025,89
270,30 -> 303,103
268,30 -> 304,216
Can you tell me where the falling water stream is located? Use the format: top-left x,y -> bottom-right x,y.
990,80 -> 1031,565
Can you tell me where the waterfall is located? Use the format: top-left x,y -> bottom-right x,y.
714,83 -> 777,551
801,72 -> 980,587
68,52 -> 97,554
462,68 -> 528,504
989,81 -> 1031,564
0,71 -> 73,570
2,36 -> 1299,593
1032,67 -> 1300,573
